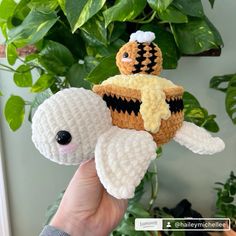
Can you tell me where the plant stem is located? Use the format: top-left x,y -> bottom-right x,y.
0,67 -> 14,73
24,101 -> 32,106
148,160 -> 158,212
129,12 -> 157,24
0,63 -> 16,72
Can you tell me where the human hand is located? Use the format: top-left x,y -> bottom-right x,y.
50,158 -> 128,236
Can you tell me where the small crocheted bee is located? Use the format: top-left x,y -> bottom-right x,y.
116,31 -> 162,75
32,31 -> 225,199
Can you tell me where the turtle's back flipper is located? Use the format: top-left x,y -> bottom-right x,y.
174,121 -> 225,155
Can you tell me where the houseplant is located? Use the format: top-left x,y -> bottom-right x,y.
210,74 -> 236,125
214,171 -> 236,235
0,0 -> 227,235
0,0 -> 223,131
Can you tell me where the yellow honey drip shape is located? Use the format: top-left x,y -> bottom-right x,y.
101,74 -> 178,133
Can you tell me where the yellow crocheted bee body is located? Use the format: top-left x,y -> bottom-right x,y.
116,41 -> 162,75
93,30 -> 184,145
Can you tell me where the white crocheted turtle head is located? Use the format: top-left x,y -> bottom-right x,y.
32,88 -> 112,165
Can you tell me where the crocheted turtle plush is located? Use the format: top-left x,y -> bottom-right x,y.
32,31 -> 225,199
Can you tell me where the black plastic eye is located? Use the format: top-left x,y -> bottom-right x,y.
123,52 -> 129,58
56,130 -> 72,145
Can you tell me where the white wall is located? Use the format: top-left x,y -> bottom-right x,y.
0,1 -> 236,236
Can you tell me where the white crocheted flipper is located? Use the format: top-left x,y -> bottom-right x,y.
174,121 -> 225,155
95,126 -> 157,199
32,88 -> 112,165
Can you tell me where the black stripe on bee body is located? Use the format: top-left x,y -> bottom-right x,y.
102,94 -> 184,116
145,43 -> 158,74
166,98 -> 184,113
132,43 -> 146,74
102,94 -> 141,116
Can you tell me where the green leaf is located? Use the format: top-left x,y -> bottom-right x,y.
225,75 -> 236,124
171,17 -> 223,54
12,0 -> 31,22
221,196 -> 234,203
183,91 -> 200,108
84,56 -> 99,72
13,65 -> 33,87
210,74 -> 235,93
8,9 -> 57,47
39,41 -> 75,76
230,185 -> 236,195
86,55 -> 119,84
6,43 -> 18,65
156,146 -> 163,158
128,203 -> 150,217
44,191 -> 64,225
31,91 -> 52,109
24,53 -> 39,62
184,107 -> 206,123
141,24 -> 179,69
80,14 -> 107,46
204,16 -> 223,47
0,0 -> 17,22
86,39 -> 125,58
172,0 -> 204,18
66,63 -> 91,89
103,0 -> 146,27
31,74 -> 55,93
108,22 -> 126,43
147,0 -> 173,11
4,95 -> 25,131
44,22 -> 86,59
183,91 -> 219,132
57,0 -> 65,12
65,0 -> 106,32
28,0 -> 58,13
158,6 -> 188,23
28,90 -> 52,122
115,221 -> 136,235
203,117 -> 219,133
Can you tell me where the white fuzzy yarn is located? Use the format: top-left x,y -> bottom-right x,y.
32,88 -> 112,165
174,121 -> 225,155
95,126 -> 157,199
129,30 -> 155,43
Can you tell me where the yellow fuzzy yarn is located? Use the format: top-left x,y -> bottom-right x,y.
101,74 -> 178,133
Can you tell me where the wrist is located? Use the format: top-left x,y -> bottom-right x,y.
50,209 -> 87,236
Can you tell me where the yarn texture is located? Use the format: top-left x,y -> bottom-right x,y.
32,88 -> 112,165
31,30 -> 226,200
93,76 -> 184,145
95,126 -> 157,199
129,30 -> 155,43
174,121 -> 225,155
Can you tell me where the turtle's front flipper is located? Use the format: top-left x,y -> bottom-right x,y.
174,121 -> 225,155
95,126 -> 157,199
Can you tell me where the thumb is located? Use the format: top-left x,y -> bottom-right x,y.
76,158 -> 98,180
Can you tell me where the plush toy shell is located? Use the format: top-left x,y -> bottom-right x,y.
32,88 -> 112,165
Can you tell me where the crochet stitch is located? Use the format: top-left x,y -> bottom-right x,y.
32,31 -> 225,200
32,88 -> 112,165
95,126 -> 157,199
